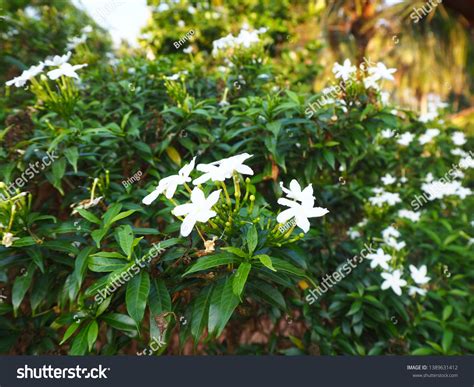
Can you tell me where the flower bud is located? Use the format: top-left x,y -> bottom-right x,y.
250,195 -> 255,201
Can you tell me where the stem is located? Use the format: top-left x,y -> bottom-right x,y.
220,181 -> 231,205
183,183 -> 193,194
233,172 -> 241,209
195,226 -> 206,243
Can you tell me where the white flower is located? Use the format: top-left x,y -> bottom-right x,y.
279,180 -> 314,202
363,75 -> 380,90
187,5 -> 196,14
368,62 -> 397,81
381,129 -> 395,138
44,51 -> 72,67
143,157 -> 196,204
368,189 -> 401,207
382,226 -> 400,240
348,229 -> 361,239
452,131 -> 466,146
171,187 -> 221,237
66,34 -> 87,50
385,237 -> 406,251
418,128 -> 440,145
5,62 -> 45,87
178,20 -> 185,28
381,269 -> 407,296
400,176 -> 408,183
2,232 -> 19,248
366,248 -> 391,270
408,286 -> 427,296
166,73 -> 180,81
277,196 -> 329,233
422,180 -> 471,200
381,173 -> 396,185
451,148 -> 467,157
398,209 -> 421,222
380,91 -> 390,105
157,3 -> 170,12
211,28 -> 264,55
5,75 -> 28,88
332,59 -> 356,81
193,153 -> 253,185
425,173 -> 434,183
459,155 -> 474,169
47,62 -> 87,80
81,25 -> 93,34
418,111 -> 438,123
397,132 -> 414,146
25,63 -> 45,77
409,265 -> 430,284
183,46 -> 193,54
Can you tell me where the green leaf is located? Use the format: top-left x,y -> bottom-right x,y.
88,256 -> 126,272
347,301 -> 363,316
249,282 -> 286,310
12,263 -> 35,316
60,322 -> 80,345
110,210 -> 136,224
149,279 -> 172,315
102,203 -> 123,226
74,247 -> 95,286
216,276 -> 240,335
221,246 -> 248,258
91,228 -> 108,248
232,263 -> 251,297
208,281 -> 225,335
87,320 -> 99,352
64,147 -> 79,173
116,225 -> 134,259
70,325 -> 89,355
50,158 -> 66,194
101,313 -> 137,332
247,226 -> 258,255
126,271 -> 150,325
442,330 -> 453,353
271,257 -> 311,283
411,347 -> 435,355
255,254 -> 276,271
191,286 -> 213,342
76,208 -> 101,224
322,149 -> 335,169
442,305 -> 453,321
183,253 -> 237,276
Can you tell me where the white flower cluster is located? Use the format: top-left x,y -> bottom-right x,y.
421,179 -> 471,200
5,51 -> 87,88
143,154 -> 328,237
366,246 -> 430,296
419,94 -> 448,123
277,180 -> 329,233
66,25 -> 92,50
212,27 -> 267,56
368,188 -> 401,207
332,59 -> 396,90
382,226 -> 406,251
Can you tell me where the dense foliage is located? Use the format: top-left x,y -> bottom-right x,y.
0,1 -> 472,356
